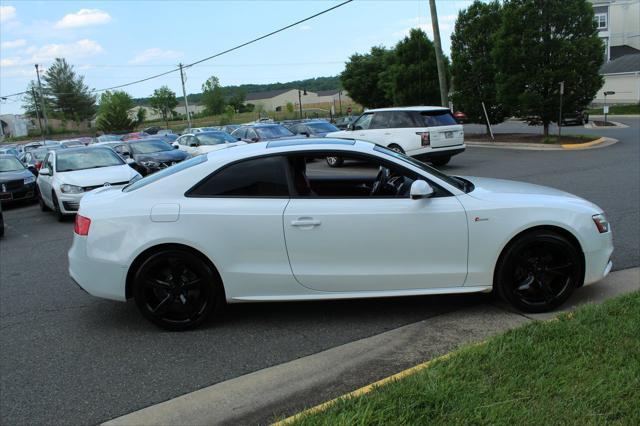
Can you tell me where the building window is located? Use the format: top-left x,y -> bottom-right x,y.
595,13 -> 607,29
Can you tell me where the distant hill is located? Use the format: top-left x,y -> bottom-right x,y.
134,75 -> 341,105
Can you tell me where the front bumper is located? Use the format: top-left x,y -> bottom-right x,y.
0,182 -> 36,202
58,192 -> 85,214
68,234 -> 128,301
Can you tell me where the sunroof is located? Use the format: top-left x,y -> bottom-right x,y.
267,138 -> 356,148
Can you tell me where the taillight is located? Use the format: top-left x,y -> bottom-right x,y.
417,131 -> 430,146
74,214 -> 91,236
35,161 -> 42,170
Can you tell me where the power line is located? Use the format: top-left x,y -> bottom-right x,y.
0,0 -> 353,99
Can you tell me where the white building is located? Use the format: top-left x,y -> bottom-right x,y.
594,53 -> 640,104
590,0 -> 640,61
244,89 -> 352,112
0,114 -> 29,138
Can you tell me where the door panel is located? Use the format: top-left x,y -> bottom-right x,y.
283,197 -> 468,292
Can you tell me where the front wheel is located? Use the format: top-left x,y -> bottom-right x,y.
52,192 -> 65,222
495,230 -> 582,313
133,249 -> 222,331
39,193 -> 50,212
430,156 -> 451,166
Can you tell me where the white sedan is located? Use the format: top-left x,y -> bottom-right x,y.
69,139 -> 613,330
173,131 -> 245,156
37,147 -> 141,220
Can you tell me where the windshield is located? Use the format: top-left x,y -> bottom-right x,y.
307,122 -> 339,133
98,135 -> 122,142
31,150 -> 49,160
123,155 -> 207,192
197,132 -> 237,145
373,145 -> 467,192
129,140 -> 173,154
56,149 -> 124,172
255,126 -> 294,139
0,157 -> 25,172
62,141 -> 84,147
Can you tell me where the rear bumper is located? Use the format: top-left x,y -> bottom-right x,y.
68,234 -> 128,301
411,146 -> 466,161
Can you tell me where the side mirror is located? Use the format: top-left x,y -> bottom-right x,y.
189,143 -> 199,147
346,123 -> 354,131
251,137 -> 259,142
173,145 -> 179,149
39,168 -> 51,176
126,158 -> 136,165
410,180 -> 434,200
236,138 -> 242,141
301,131 -> 310,137
28,165 -> 37,174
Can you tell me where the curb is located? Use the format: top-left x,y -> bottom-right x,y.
584,121 -> 628,129
272,349 -> 462,425
466,137 -> 616,151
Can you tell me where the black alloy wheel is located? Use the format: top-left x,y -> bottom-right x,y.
496,230 -> 581,313
133,249 -> 221,331
52,192 -> 65,222
388,144 -> 405,154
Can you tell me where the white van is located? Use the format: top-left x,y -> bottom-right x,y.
327,106 -> 465,166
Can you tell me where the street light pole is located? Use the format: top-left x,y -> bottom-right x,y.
429,0 -> 449,107
298,89 -> 303,119
558,81 -> 564,140
35,64 -> 49,135
31,87 -> 44,140
338,90 -> 343,115
179,63 -> 192,130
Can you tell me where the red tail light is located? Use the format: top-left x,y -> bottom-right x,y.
35,161 -> 43,170
74,215 -> 91,236
417,131 -> 430,146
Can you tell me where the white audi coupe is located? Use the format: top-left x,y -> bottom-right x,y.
69,139 -> 613,330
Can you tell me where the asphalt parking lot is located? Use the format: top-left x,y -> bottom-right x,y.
1,117 -> 638,425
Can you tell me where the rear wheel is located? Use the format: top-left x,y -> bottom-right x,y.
326,156 -> 344,167
388,144 -> 405,154
495,230 -> 581,313
133,249 -> 222,331
430,156 -> 451,166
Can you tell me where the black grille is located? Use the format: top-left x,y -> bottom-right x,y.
3,179 -> 24,191
63,201 -> 79,211
83,181 -> 129,191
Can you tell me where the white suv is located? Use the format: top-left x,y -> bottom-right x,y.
327,106 -> 465,166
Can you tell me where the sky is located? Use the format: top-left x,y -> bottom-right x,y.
0,0 -> 474,115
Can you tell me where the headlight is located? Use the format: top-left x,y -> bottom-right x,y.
592,214 -> 610,233
24,176 -> 36,184
60,184 -> 84,194
129,174 -> 142,184
141,161 -> 160,168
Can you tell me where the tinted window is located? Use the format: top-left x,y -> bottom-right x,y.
414,110 -> 458,127
231,128 -> 247,139
129,140 -> 173,154
369,111 -> 394,129
123,155 -> 208,192
196,132 -> 237,145
254,126 -> 295,139
189,156 -> 289,197
353,113 -> 373,130
307,122 -> 339,133
388,111 -> 418,128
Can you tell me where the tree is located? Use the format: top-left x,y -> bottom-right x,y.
42,58 -> 96,123
494,0 -> 604,136
227,88 -> 246,112
149,86 -> 178,128
384,28 -> 445,106
95,91 -> 136,132
22,81 -> 43,118
286,102 -> 294,114
136,107 -> 147,125
451,1 -> 507,134
341,46 -> 394,108
201,76 -> 226,115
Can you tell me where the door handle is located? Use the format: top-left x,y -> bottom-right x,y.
291,218 -> 321,227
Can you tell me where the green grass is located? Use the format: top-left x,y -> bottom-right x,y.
587,104 -> 640,115
290,292 -> 640,425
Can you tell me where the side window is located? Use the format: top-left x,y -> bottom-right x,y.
188,156 -> 289,197
234,128 -> 246,139
246,129 -> 258,140
44,153 -> 53,172
388,111 -> 417,128
369,111 -> 393,129
25,153 -> 32,163
178,136 -> 188,146
353,113 -> 373,130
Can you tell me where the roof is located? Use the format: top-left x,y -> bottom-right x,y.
365,106 -> 450,113
600,53 -> 640,74
245,89 -> 293,101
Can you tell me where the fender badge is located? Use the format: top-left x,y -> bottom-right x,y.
474,217 -> 489,222
103,182 -> 111,187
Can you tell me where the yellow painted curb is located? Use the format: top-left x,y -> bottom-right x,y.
562,137 -> 605,149
272,343 -> 485,425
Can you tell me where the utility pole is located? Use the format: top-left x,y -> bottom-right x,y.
338,90 -> 343,115
35,64 -> 48,135
179,63 -> 192,130
429,0 -> 448,107
298,89 -> 303,119
558,81 -> 564,140
31,87 -> 44,139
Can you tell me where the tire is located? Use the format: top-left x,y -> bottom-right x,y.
494,230 -> 582,313
388,144 -> 405,154
39,193 -> 50,212
52,191 -> 65,222
430,156 -> 451,166
133,249 -> 223,331
326,156 -> 344,167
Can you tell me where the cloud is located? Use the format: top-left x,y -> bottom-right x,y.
1,39 -> 27,49
54,9 -> 111,29
0,5 -> 16,22
26,39 -> 104,63
129,48 -> 182,64
0,57 -> 21,68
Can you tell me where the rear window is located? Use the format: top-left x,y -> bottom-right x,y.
414,110 -> 458,127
